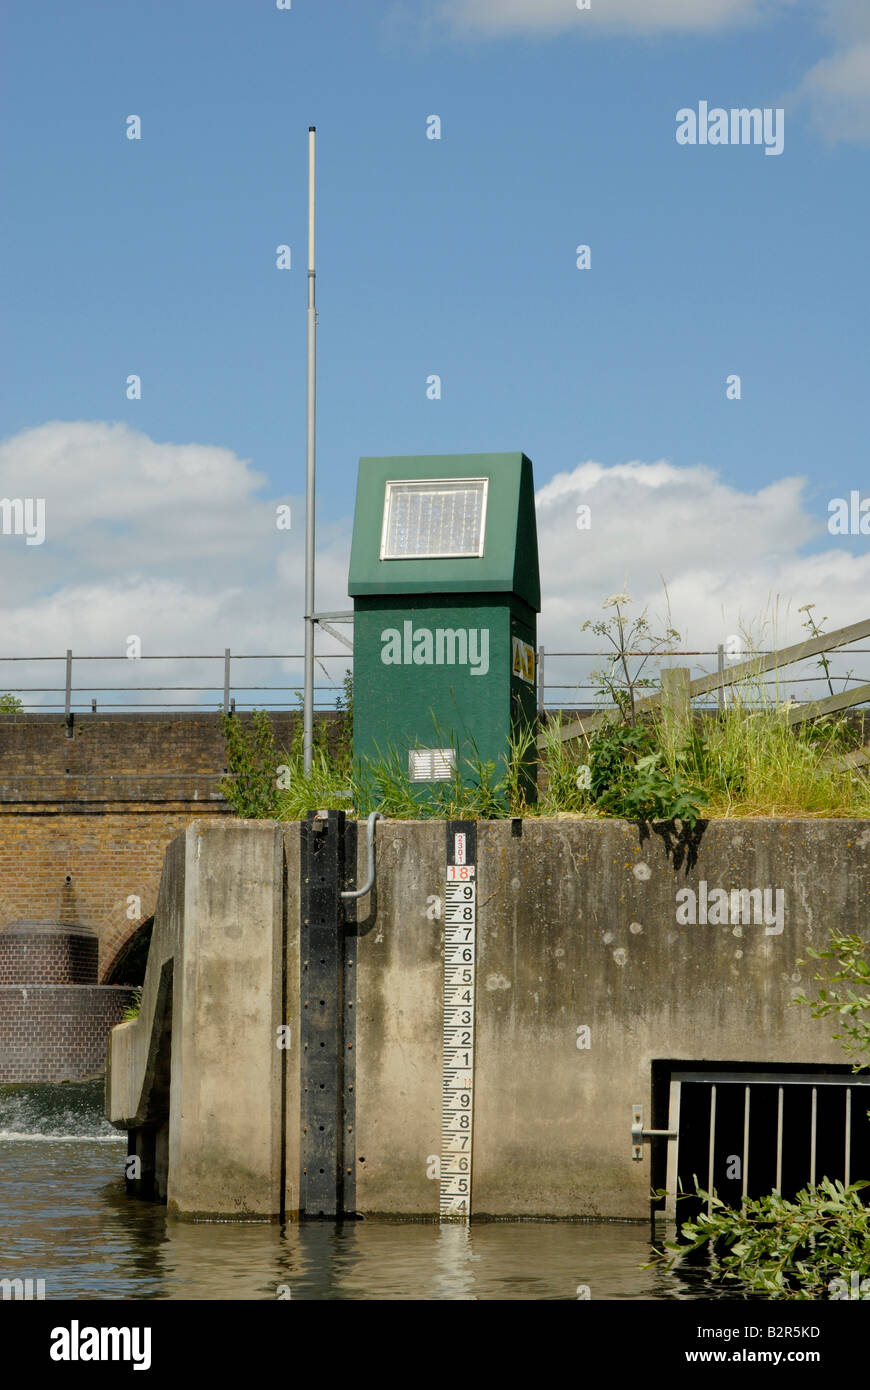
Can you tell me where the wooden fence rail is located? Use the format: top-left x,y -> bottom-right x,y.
542,615 -> 870,749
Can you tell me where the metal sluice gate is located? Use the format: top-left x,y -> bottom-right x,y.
636,1068 -> 870,1227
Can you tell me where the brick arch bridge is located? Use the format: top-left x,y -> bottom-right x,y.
0,711 -> 303,980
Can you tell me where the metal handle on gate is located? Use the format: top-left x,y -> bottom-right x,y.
631,1104 -> 678,1161
340,811 -> 383,901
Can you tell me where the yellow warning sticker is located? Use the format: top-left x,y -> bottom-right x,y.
511,636 -> 535,685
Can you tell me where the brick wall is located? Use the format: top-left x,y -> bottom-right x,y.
0,710 -> 338,800
0,985 -> 135,1083
0,811 -> 220,976
0,711 -> 343,975
0,712 -> 346,1078
0,922 -> 99,984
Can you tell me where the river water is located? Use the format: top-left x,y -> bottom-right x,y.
0,1082 -> 734,1302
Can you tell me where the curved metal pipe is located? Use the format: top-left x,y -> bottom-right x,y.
340,811 -> 383,901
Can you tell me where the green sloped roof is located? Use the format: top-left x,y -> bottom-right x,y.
348,452 -> 540,611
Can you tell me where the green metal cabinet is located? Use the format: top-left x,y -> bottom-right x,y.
348,453 -> 540,800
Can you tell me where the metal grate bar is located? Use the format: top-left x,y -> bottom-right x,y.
742,1086 -> 750,1203
775,1086 -> 784,1194
707,1085 -> 717,1215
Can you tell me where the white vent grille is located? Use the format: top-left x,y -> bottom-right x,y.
408,748 -> 456,782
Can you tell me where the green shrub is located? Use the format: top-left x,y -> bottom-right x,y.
122,987 -> 143,1022
659,1178 -> 869,1300
335,670 -> 353,763
219,708 -> 282,819
583,721 -> 707,827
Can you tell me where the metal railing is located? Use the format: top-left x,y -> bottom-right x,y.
0,643 -> 867,717
0,651 -> 353,715
536,647 -> 870,713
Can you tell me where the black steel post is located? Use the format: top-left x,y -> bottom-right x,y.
299,810 -> 356,1218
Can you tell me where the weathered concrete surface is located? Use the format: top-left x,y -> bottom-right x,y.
350,822 -> 444,1216
349,818 -> 868,1218
108,815 -> 869,1220
106,820 -> 284,1218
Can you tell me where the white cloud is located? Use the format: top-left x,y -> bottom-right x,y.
431,0 -> 870,145
794,38 -> 870,141
534,459 -> 870,701
0,424 -> 865,708
437,0 -> 794,37
816,0 -> 870,44
0,421 -> 352,709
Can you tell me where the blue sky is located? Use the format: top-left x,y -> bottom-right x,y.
1,0 -> 868,707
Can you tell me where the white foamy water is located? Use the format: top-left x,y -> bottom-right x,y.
0,1131 -> 125,1142
0,1079 -> 120,1140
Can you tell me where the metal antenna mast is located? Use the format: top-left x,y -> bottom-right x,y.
303,125 -> 316,774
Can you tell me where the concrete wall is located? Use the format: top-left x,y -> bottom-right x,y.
106,820 -> 285,1218
350,823 -> 444,1215
350,818 -> 869,1218
106,814 -> 869,1221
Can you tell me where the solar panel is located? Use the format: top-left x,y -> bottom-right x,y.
380,478 -> 488,559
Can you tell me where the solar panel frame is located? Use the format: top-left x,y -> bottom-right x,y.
379,477 -> 488,560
